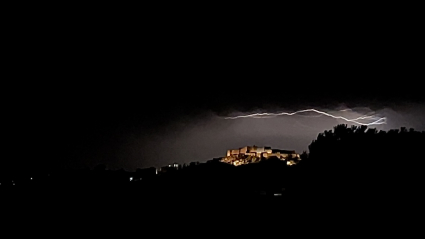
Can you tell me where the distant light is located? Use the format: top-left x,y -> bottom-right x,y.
129,177 -> 133,182
30,177 -> 33,180
13,183 -> 15,186
274,193 -> 282,196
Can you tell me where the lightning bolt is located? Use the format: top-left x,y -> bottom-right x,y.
224,109 -> 386,126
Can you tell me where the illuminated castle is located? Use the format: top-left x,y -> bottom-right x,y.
220,145 -> 301,166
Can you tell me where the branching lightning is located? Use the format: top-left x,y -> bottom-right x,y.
224,108 -> 386,126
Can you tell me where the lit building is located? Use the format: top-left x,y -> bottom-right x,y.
157,162 -> 180,174
221,145 -> 301,166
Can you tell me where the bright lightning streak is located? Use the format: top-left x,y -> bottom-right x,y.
224,109 -> 386,126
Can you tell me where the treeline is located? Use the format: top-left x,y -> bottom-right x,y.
288,124 -> 425,204
2,124 -> 424,199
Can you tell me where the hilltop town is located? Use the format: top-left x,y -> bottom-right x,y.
2,125 -> 424,226
220,145 -> 301,166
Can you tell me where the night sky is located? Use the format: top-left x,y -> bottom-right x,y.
4,15 -> 424,173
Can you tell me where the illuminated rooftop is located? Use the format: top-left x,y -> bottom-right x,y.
220,145 -> 301,166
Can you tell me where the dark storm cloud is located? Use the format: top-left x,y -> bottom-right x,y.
5,10 -> 425,174
104,101 -> 425,171
5,76 -> 424,173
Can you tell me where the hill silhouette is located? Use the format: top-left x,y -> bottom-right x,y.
2,124 -> 424,231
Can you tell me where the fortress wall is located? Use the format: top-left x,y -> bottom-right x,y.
231,149 -> 239,155
222,146 -> 301,166
256,147 -> 265,153
247,146 -> 256,153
